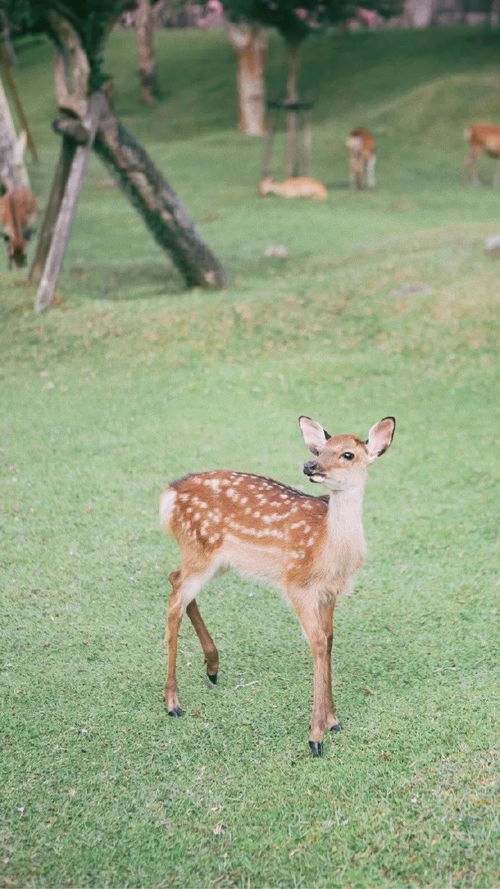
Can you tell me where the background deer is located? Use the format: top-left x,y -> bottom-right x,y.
0,187 -> 38,268
346,127 -> 376,189
160,414 -> 395,756
464,123 -> 500,186
258,175 -> 328,199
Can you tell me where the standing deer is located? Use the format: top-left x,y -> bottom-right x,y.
0,187 -> 38,268
346,127 -> 376,189
464,124 -> 500,186
160,415 -> 395,756
258,175 -> 328,199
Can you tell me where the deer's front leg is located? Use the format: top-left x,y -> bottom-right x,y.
320,601 -> 343,735
291,595 -> 339,757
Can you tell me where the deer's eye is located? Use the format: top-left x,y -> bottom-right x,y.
341,452 -> 355,461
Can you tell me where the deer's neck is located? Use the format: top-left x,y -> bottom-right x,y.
325,486 -> 367,577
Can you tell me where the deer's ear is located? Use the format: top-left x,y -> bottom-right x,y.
366,417 -> 396,462
299,416 -> 329,455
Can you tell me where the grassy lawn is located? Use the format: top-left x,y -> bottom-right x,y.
1,25 -> 498,889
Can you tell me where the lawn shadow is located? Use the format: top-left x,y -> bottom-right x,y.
67,259 -> 184,300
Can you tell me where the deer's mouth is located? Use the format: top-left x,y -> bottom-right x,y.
303,463 -> 325,483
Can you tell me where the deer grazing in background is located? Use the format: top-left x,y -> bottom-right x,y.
346,127 -> 376,189
0,187 -> 38,268
160,415 -> 395,756
464,123 -> 500,186
258,175 -> 328,200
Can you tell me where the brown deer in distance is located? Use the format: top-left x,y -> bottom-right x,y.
346,128 -> 376,189
160,415 -> 395,756
258,175 -> 328,199
0,187 -> 38,268
464,124 -> 500,186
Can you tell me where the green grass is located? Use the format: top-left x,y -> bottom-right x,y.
1,25 -> 499,889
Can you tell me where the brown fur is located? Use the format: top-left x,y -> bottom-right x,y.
0,188 -> 38,268
464,123 -> 500,186
258,175 -> 328,199
346,127 -> 376,189
160,415 -> 395,753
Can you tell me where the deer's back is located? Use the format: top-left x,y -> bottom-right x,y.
161,471 -> 329,585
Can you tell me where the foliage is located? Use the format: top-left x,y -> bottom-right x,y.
13,1 -> 134,86
220,0 -> 402,43
1,25 -> 499,889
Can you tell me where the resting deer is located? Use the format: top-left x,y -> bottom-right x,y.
346,128 -> 376,189
464,124 -> 500,186
0,187 -> 38,268
258,175 -> 328,200
160,415 -> 395,756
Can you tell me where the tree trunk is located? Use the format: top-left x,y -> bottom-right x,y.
226,23 -> 267,136
403,0 -> 436,28
94,98 -> 226,289
136,0 -> 158,102
285,39 -> 301,177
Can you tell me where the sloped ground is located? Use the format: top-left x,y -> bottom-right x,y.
0,26 -> 498,889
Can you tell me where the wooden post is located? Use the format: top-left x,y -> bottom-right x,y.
30,136 -> 76,282
0,76 -> 30,189
285,41 -> 300,177
302,109 -> 312,176
261,107 -> 277,177
0,46 -> 38,163
34,94 -> 103,312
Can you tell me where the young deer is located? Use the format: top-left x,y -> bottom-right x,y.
464,123 -> 500,186
0,187 -> 38,268
258,175 -> 328,200
160,415 -> 395,756
346,128 -> 376,189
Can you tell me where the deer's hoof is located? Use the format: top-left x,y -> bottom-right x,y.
167,706 -> 185,717
207,673 -> 218,685
330,722 -> 344,732
309,741 -> 323,757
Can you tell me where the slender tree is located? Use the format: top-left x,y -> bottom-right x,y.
225,20 -> 267,136
135,0 -> 159,102
221,0 -> 400,160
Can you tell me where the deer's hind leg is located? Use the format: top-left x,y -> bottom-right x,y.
164,562 -> 216,716
186,599 -> 219,684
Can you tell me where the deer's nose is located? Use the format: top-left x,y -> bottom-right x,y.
303,461 -> 318,476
